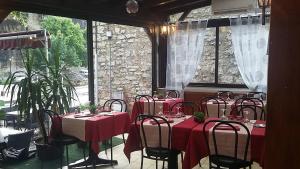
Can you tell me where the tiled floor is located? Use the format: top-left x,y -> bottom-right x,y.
67,138 -> 263,169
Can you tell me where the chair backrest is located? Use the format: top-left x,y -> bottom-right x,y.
203,120 -> 251,161
200,97 -> 227,118
38,109 -> 60,144
135,95 -> 155,115
234,98 -> 265,119
216,91 -> 234,99
7,129 -> 34,150
165,90 -> 180,98
170,101 -> 200,115
235,104 -> 265,120
102,99 -> 127,112
135,114 -> 171,157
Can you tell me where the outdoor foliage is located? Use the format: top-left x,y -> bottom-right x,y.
3,51 -> 44,120
39,36 -> 78,113
40,16 -> 87,67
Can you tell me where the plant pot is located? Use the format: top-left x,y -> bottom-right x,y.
194,117 -> 205,123
34,138 -> 64,161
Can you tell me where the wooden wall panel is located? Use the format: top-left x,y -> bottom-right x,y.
265,0 -> 300,168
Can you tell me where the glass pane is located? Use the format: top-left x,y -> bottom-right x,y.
218,27 -> 244,84
191,27 -> 216,83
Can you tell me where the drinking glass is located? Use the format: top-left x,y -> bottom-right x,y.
226,93 -> 231,101
156,105 -> 164,117
176,105 -> 182,117
74,108 -> 79,114
220,108 -> 227,120
244,110 -> 250,123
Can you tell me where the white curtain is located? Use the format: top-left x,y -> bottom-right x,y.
166,21 -> 207,91
230,16 -> 270,92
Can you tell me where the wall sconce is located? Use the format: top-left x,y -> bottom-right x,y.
258,0 -> 271,25
160,25 -> 168,35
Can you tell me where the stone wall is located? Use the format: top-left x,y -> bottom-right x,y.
93,22 -> 152,105
94,7 -> 245,104
172,6 -> 244,84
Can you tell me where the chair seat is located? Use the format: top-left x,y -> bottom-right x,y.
145,147 -> 170,159
211,155 -> 252,168
51,134 -> 78,146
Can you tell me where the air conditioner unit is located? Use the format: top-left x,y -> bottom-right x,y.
211,0 -> 257,14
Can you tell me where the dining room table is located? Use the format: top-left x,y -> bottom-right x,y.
130,98 -> 183,122
60,111 -> 130,168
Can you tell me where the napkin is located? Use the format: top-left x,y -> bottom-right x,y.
74,114 -> 94,118
215,125 -> 240,131
150,119 -> 174,125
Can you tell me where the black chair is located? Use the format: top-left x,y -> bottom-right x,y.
246,92 -> 266,100
233,98 -> 265,119
0,130 -> 35,162
102,99 -> 127,112
38,109 -> 86,168
101,99 -> 128,160
135,95 -> 156,116
1,106 -> 18,128
235,104 -> 265,120
217,91 -> 234,100
170,101 -> 200,115
165,90 -> 180,98
136,114 -> 178,169
200,97 -> 227,118
203,120 -> 252,169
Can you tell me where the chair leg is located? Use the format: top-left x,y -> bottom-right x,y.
199,161 -> 202,167
60,153 -> 63,169
181,152 -> 184,163
155,158 -> 158,169
110,137 -> 113,165
140,151 -> 144,169
104,140 -> 108,155
162,160 -> 165,169
83,144 -> 87,168
122,134 -> 126,144
66,145 -> 69,167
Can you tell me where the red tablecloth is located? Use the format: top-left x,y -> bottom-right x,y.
130,98 -> 183,122
61,112 -> 130,154
183,118 -> 266,169
124,116 -> 197,162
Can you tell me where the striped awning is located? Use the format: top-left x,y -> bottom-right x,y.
0,30 -> 50,50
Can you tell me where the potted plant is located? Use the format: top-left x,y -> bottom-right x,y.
193,112 -> 206,123
3,51 -> 44,130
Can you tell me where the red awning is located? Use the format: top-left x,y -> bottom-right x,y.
0,30 -> 50,50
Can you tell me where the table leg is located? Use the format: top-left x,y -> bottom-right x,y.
69,142 -> 118,169
168,150 -> 180,169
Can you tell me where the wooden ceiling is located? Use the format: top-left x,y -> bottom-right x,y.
0,0 -> 211,27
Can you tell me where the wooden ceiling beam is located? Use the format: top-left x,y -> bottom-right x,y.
0,0 -> 165,27
178,10 -> 191,21
164,0 -> 211,15
0,9 -> 11,23
150,0 -> 203,10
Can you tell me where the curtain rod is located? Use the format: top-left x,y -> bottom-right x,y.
168,13 -> 271,25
